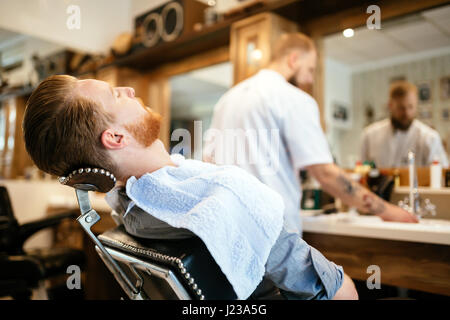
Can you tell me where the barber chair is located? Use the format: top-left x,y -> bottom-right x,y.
0,186 -> 85,299
59,167 -> 282,300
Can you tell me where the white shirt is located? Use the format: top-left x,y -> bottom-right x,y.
361,119 -> 449,168
203,69 -> 333,234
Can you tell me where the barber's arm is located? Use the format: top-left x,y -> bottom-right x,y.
307,163 -> 418,223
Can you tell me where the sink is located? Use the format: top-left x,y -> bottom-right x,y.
312,212 -> 450,226
301,212 -> 450,245
417,218 -> 450,229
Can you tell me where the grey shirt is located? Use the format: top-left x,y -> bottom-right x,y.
105,186 -> 194,240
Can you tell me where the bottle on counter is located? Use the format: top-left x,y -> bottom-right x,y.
354,161 -> 364,185
354,160 -> 363,174
446,170 -> 450,187
393,169 -> 401,188
367,167 -> 381,193
301,171 -> 322,210
362,161 -> 373,174
430,159 -> 442,189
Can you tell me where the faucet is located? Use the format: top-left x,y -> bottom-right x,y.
398,151 -> 437,219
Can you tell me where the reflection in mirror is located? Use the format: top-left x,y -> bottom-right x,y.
0,28 -> 63,89
0,28 -> 63,179
169,62 -> 232,159
324,5 -> 450,169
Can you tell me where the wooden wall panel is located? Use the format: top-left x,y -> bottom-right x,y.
147,77 -> 171,149
230,12 -> 298,84
303,232 -> 450,296
11,97 -> 33,178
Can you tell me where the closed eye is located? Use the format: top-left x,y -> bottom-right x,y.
109,85 -> 119,99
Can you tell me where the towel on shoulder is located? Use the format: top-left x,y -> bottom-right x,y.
124,153 -> 284,299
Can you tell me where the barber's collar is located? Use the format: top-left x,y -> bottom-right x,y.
258,69 -> 286,82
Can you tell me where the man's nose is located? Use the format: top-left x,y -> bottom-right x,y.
126,87 -> 135,98
118,87 -> 135,98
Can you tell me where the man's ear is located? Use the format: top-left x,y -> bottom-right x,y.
101,128 -> 127,150
287,51 -> 300,70
388,100 -> 394,113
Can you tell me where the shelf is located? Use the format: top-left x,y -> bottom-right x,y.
112,21 -> 231,71
394,186 -> 450,195
92,0 -> 302,72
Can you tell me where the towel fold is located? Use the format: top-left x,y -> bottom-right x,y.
124,154 -> 284,299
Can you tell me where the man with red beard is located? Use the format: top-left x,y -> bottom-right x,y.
22,75 -> 358,300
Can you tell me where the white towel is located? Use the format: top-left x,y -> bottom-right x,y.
125,154 -> 284,299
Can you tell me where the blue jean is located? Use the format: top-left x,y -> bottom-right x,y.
263,227 -> 344,300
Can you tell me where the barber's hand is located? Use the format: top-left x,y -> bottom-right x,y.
378,203 -> 419,223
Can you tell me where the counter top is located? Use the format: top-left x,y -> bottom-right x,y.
394,186 -> 450,195
302,212 -> 450,246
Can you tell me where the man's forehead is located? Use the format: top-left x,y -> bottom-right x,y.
76,79 -> 108,94
393,91 -> 418,102
75,79 -> 113,105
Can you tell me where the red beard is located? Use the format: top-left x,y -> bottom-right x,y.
125,110 -> 162,147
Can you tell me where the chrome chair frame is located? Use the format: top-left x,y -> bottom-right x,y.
60,167 -> 217,300
74,188 -> 147,300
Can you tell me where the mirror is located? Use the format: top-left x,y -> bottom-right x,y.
324,4 -> 450,169
0,28 -> 64,179
169,61 -> 233,159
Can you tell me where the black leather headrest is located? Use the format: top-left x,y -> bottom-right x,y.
59,168 -> 116,193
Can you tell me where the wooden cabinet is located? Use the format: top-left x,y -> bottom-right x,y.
0,96 -> 33,179
76,72 -> 96,80
230,12 -> 298,84
147,76 -> 171,149
303,232 -> 450,297
0,98 -> 15,178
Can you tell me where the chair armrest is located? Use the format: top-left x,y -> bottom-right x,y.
18,210 -> 78,245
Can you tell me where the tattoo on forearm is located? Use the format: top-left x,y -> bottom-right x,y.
337,174 -> 361,195
336,174 -> 385,215
362,194 -> 386,215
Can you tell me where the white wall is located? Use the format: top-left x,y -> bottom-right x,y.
131,0 -> 170,17
130,0 -> 244,19
0,0 -> 247,54
0,0 -> 132,54
213,0 -> 245,13
0,180 -> 75,249
0,180 -> 110,249
324,58 -> 353,166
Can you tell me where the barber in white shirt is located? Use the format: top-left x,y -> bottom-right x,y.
204,33 -> 417,235
361,81 -> 449,168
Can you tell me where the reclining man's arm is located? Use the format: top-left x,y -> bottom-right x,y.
264,228 -> 358,300
307,163 -> 418,223
332,273 -> 358,300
